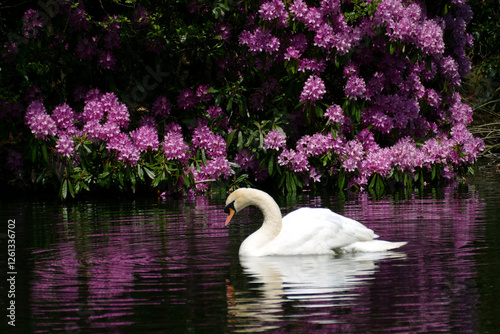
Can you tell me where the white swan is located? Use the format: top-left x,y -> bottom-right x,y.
224,188 -> 407,256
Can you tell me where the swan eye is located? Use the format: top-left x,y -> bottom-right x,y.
224,200 -> 236,214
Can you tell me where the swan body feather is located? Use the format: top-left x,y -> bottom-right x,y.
224,188 -> 406,257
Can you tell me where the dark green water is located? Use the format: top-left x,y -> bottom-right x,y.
1,169 -> 500,333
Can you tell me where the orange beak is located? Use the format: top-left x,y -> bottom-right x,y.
225,208 -> 235,227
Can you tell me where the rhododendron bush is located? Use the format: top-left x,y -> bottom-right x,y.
0,0 -> 484,198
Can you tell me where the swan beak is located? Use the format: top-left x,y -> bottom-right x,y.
225,208 -> 235,227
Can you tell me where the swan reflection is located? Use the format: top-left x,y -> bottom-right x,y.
227,252 -> 406,332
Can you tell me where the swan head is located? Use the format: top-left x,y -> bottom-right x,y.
224,188 -> 280,227
224,188 -> 253,226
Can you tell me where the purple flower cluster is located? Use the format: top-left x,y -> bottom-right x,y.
14,0 -> 484,194
264,130 -> 286,150
258,0 -> 289,27
24,91 -> 160,166
25,100 -> 57,140
22,9 -> 44,39
153,96 -> 171,117
177,85 -> 213,110
162,124 -> 190,162
192,125 -> 226,158
344,76 -> 367,100
276,132 -> 344,182
239,27 -> 281,55
300,75 -> 326,102
56,135 -> 75,158
107,133 -> 141,166
131,125 -> 159,151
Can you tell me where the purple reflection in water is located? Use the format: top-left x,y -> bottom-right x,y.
29,198 -> 231,333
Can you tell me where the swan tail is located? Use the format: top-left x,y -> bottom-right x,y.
339,240 -> 407,253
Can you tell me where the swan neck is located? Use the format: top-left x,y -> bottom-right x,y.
253,191 -> 282,237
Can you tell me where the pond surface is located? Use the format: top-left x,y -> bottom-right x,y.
2,169 -> 500,333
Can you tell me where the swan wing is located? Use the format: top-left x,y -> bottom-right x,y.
261,208 -> 377,255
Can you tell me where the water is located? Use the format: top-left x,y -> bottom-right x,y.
1,169 -> 500,333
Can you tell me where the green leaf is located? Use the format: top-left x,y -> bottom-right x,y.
389,42 -> 397,55
369,174 -> 377,189
130,169 -> 136,187
68,180 -> 75,198
201,149 -> 207,165
144,167 -> 155,180
226,129 -> 237,148
237,131 -> 243,151
268,155 -> 274,176
338,170 -> 346,191
60,179 -> 68,200
315,104 -> 323,118
235,174 -> 249,184
137,165 -> 145,181
41,143 -> 49,165
153,175 -> 162,188
99,171 -> 110,179
286,172 -> 297,194
376,176 -> 385,193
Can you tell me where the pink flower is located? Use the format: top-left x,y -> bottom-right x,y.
290,0 -> 309,21
278,149 -> 310,172
83,119 -> 104,141
258,0 -> 289,26
296,133 -> 333,156
56,134 -> 74,158
234,149 -> 258,172
264,130 -> 286,150
83,98 -> 105,123
192,125 -> 226,158
107,133 -> 141,166
440,56 -> 461,87
52,103 -> 78,135
202,156 -> 232,179
153,96 -> 171,117
195,85 -> 213,103
130,125 -> 159,151
449,93 -> 473,125
363,148 -> 392,177
163,128 -> 190,162
309,167 -> 321,183
104,93 -> 129,128
391,137 -> 423,172
284,46 -> 301,60
417,19 -> 445,56
300,75 -> 326,102
324,104 -> 345,124
25,100 -> 57,140
239,27 -> 281,54
23,9 -> 44,39
298,58 -> 326,74
342,140 -> 364,172
177,89 -> 197,110
344,76 -> 367,100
